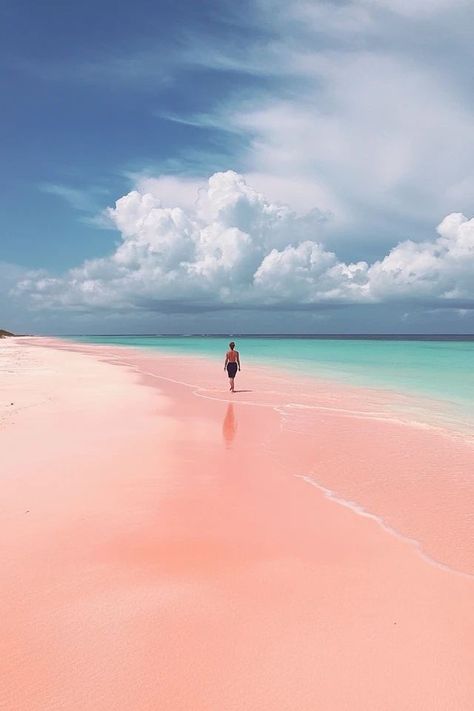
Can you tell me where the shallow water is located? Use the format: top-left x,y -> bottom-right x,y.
65,335 -> 474,430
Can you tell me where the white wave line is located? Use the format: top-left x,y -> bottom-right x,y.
295,474 -> 474,580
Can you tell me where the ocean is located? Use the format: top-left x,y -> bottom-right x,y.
66,335 -> 474,429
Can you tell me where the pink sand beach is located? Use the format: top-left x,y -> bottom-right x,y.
1,337 -> 474,710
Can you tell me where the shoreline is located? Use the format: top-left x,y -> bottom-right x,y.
23,336 -> 474,575
36,335 -> 474,440
2,337 -> 474,709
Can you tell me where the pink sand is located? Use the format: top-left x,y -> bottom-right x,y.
1,337 -> 473,710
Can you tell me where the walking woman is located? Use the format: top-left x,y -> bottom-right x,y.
224,341 -> 241,392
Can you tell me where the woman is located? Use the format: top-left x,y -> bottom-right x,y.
224,341 -> 241,392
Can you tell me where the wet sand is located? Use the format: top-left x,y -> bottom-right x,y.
1,338 -> 473,710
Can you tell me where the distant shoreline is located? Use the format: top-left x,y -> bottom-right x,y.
30,333 -> 474,341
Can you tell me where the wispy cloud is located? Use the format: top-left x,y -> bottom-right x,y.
39,183 -> 114,228
39,183 -> 105,211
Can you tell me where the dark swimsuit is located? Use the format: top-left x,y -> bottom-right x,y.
227,361 -> 238,378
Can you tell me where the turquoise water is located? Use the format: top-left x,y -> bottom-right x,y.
66,335 -> 474,420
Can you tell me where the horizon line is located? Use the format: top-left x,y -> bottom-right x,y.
31,332 -> 474,339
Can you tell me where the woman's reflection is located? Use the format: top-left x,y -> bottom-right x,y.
222,402 -> 237,447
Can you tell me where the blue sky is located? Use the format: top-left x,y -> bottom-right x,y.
2,0 -> 474,334
1,0 -> 241,267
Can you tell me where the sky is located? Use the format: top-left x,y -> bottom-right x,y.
1,0 -> 474,334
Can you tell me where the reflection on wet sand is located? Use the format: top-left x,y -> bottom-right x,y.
222,403 -> 237,447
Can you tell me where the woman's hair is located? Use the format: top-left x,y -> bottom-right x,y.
229,341 -> 235,349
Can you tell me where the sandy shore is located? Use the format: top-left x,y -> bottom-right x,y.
1,337 -> 473,710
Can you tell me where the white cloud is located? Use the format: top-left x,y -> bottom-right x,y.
96,0 -> 471,264
24,0 -> 474,260
225,50 -> 474,251
368,212 -> 474,302
128,174 -> 205,211
39,183 -> 114,229
39,183 -> 110,212
362,0 -> 468,18
14,173 -> 474,314
254,241 -> 369,304
169,1 -> 474,258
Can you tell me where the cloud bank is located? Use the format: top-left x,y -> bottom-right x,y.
144,0 -> 474,261
14,172 -> 474,314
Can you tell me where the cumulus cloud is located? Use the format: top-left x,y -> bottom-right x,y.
369,213 -> 474,302
227,50 -> 474,256
22,0 -> 474,264
13,172 -> 474,314
158,0 -> 474,258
